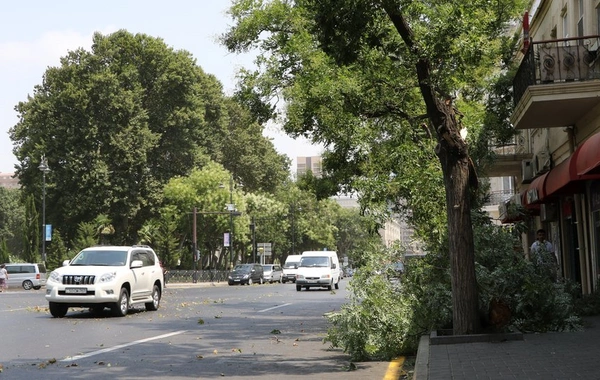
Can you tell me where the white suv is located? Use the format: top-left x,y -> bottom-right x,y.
45,245 -> 164,318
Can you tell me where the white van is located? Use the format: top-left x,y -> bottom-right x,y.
282,255 -> 302,283
295,251 -> 341,291
5,263 -> 47,290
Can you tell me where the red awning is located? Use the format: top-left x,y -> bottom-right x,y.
544,149 -> 600,198
575,132 -> 600,175
526,172 -> 548,204
545,156 -> 574,197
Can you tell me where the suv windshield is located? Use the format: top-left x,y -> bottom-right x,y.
70,250 -> 128,266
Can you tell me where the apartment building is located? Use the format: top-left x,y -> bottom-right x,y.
0,172 -> 19,189
296,156 -> 322,178
493,0 -> 600,294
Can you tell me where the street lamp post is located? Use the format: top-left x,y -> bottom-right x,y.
227,176 -> 234,267
38,156 -> 50,262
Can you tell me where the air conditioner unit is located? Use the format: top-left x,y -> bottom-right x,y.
522,159 -> 534,184
534,149 -> 551,176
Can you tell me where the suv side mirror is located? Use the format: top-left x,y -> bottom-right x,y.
131,260 -> 143,269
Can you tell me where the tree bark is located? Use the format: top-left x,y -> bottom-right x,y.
384,5 -> 480,335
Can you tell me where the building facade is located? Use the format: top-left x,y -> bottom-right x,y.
296,156 -> 322,178
494,0 -> 600,294
0,172 -> 18,189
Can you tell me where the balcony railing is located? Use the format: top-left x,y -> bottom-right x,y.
513,35 -> 600,106
483,189 -> 514,206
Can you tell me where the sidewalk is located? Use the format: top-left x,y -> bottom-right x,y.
414,315 -> 600,379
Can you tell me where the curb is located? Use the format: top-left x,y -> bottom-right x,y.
413,335 -> 429,380
165,282 -> 229,289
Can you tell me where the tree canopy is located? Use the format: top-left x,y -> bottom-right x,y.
10,30 -> 290,244
222,0 -> 527,334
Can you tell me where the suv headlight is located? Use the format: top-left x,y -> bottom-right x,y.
48,271 -> 62,283
296,274 -> 304,280
243,274 -> 249,279
98,271 -> 117,283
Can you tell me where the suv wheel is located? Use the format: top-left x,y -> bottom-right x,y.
49,302 -> 68,318
145,284 -> 161,311
22,280 -> 33,290
248,278 -> 253,285
112,288 -> 130,317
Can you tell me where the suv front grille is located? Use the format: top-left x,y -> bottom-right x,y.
62,275 -> 96,285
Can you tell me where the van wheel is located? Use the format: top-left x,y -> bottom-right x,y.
334,281 -> 339,290
33,286 -> 41,290
49,302 -> 68,318
22,280 -> 34,290
145,284 -> 161,311
259,277 -> 264,285
111,288 -> 130,317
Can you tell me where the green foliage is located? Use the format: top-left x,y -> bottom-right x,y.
326,215 -> 582,360
139,206 -> 183,269
10,29 -> 288,246
0,238 -> 9,264
46,230 -> 69,271
72,222 -> 98,254
0,187 -> 25,256
21,195 -> 39,263
573,280 -> 600,316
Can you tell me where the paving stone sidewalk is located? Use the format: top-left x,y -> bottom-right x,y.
414,315 -> 600,380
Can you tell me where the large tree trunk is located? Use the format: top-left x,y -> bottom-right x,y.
435,102 -> 480,335
385,6 -> 480,335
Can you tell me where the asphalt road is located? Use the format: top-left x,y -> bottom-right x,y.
0,280 -> 392,379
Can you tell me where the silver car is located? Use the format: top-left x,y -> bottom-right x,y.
262,264 -> 283,283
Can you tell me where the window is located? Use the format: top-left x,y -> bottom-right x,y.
578,0 -> 584,37
597,5 -> 600,35
562,6 -> 569,38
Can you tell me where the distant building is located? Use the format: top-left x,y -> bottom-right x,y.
0,172 -> 19,189
332,195 -> 423,254
297,156 -> 322,178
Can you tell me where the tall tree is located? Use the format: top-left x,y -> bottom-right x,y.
222,0 -> 525,334
10,30 -> 289,246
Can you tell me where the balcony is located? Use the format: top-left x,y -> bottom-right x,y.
511,36 -> 600,130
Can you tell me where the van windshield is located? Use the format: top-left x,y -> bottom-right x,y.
284,262 -> 299,269
299,257 -> 329,267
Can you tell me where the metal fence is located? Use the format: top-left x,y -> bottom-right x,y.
164,270 -> 229,284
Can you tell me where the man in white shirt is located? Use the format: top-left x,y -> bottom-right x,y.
530,229 -> 557,280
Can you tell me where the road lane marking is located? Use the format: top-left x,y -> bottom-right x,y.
384,356 -> 405,380
258,303 -> 292,313
60,330 -> 187,361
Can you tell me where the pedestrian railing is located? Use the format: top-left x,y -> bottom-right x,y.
164,270 -> 229,284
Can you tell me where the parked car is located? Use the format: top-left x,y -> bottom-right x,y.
228,264 -> 264,285
5,263 -> 46,290
262,264 -> 283,283
282,255 -> 302,283
45,245 -> 164,318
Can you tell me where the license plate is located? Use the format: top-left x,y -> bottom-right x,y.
65,287 -> 87,294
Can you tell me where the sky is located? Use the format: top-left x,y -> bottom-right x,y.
0,0 -> 323,174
